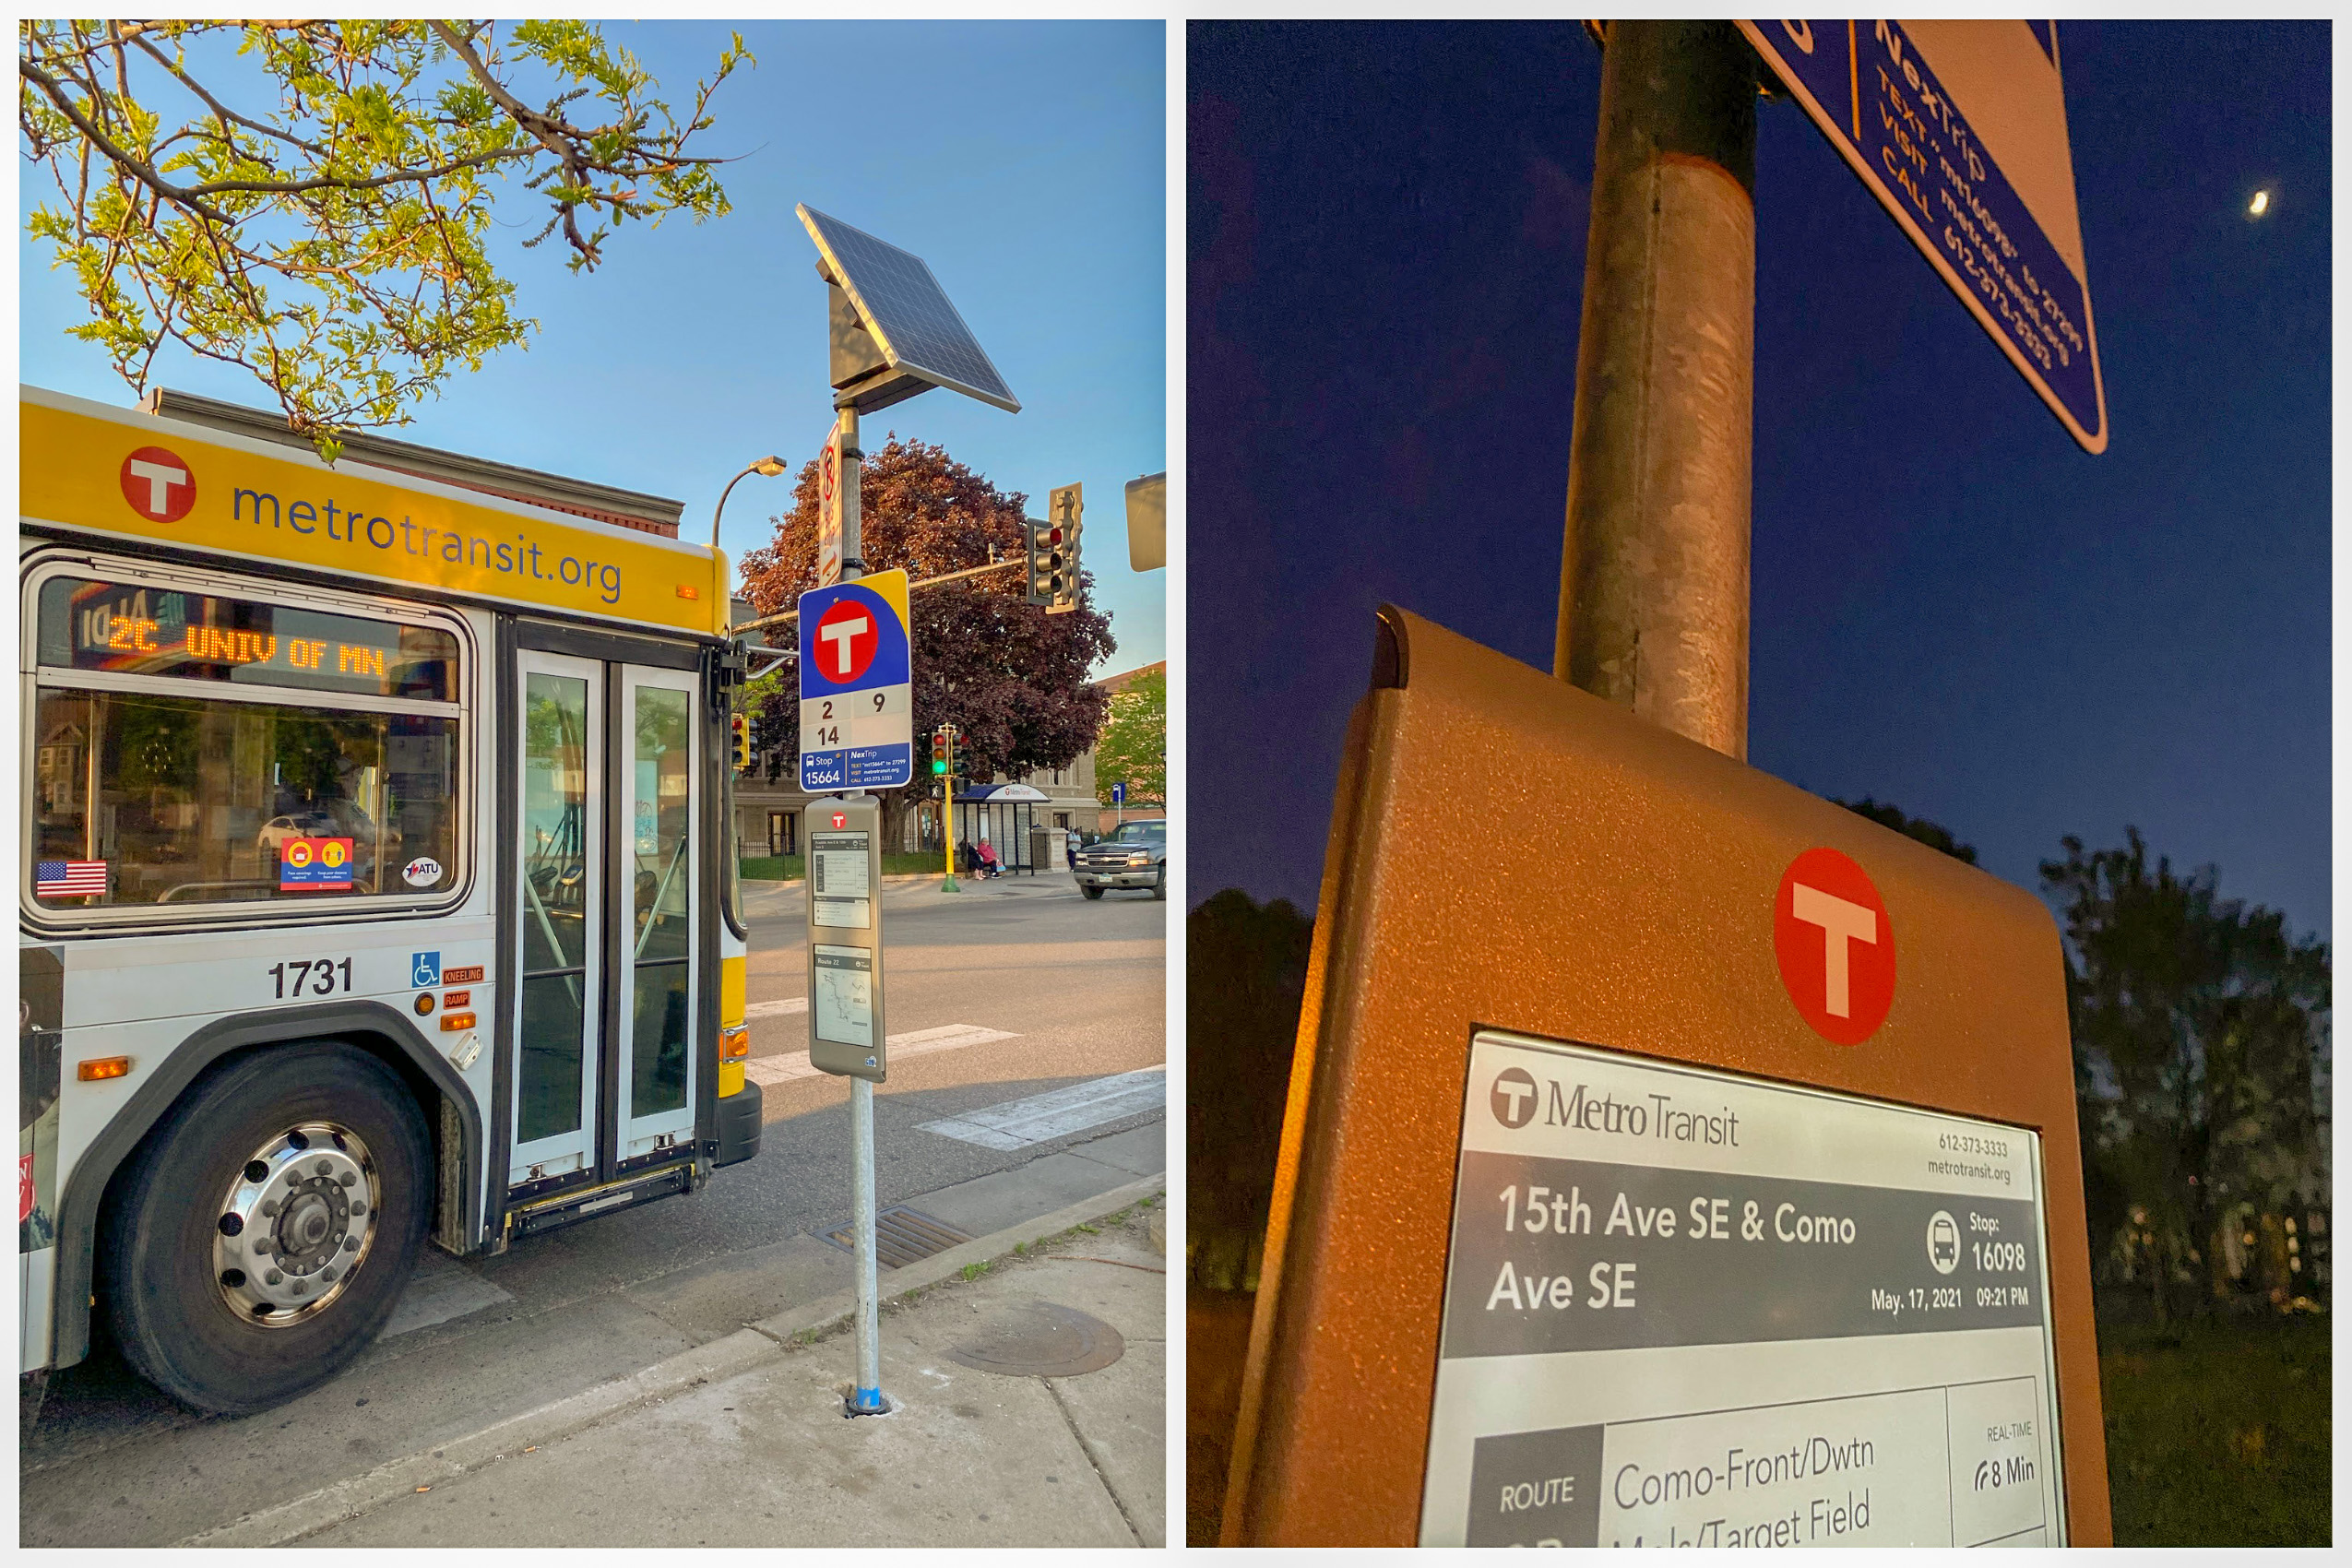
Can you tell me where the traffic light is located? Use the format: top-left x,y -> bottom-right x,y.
1027,483 -> 1083,613
931,729 -> 951,775
731,711 -> 752,771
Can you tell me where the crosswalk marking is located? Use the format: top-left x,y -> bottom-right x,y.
740,1022 -> 1018,1087
916,1065 -> 1165,1150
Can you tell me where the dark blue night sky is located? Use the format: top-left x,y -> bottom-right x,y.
1188,21 -> 2330,943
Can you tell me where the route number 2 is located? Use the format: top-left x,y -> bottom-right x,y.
812,692 -> 887,750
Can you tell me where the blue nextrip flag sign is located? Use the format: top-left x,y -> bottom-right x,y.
798,568 -> 913,791
1739,21 -> 2108,454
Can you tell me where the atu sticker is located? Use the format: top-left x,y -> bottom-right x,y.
402,856 -> 445,887
1773,847 -> 1895,1045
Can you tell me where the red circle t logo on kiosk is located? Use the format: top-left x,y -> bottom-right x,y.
1775,847 -> 1896,1044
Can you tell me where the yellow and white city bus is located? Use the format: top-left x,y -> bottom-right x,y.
19,386 -> 761,1414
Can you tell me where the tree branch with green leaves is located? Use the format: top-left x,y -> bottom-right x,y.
20,18 -> 750,449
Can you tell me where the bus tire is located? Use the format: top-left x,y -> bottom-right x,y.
101,1040 -> 431,1416
1153,865 -> 1168,901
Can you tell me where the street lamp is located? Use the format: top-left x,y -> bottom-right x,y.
711,456 -> 789,548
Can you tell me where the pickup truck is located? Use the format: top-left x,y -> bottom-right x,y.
1072,819 -> 1168,900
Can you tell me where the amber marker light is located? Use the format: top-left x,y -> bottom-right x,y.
719,1026 -> 751,1062
78,1056 -> 132,1081
414,992 -> 436,1016
440,1012 -> 477,1031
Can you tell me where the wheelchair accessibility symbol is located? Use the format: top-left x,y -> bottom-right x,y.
412,952 -> 442,989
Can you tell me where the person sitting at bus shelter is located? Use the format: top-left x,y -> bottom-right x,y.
958,838 -> 978,875
976,837 -> 1001,879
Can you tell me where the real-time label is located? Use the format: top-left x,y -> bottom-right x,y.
1420,1031 -> 2066,1548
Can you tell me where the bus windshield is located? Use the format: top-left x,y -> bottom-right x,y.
29,568 -> 462,910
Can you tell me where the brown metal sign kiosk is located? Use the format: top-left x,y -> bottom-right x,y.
1222,608 -> 2109,1547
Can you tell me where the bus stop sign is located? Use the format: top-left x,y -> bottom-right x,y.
798,568 -> 913,791
1739,20 -> 2108,453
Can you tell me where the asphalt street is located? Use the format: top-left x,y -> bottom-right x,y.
21,871 -> 1166,1547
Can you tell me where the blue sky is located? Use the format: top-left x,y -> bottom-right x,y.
1190,21 -> 2330,944
18,20 -> 1169,675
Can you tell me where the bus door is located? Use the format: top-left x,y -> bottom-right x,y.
510,650 -> 700,1193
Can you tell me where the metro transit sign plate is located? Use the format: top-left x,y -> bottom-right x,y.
798,568 -> 913,791
1740,20 -> 2108,454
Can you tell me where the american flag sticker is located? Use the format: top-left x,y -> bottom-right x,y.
35,861 -> 108,897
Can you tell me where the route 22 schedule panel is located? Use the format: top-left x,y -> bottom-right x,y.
1420,1032 -> 2067,1548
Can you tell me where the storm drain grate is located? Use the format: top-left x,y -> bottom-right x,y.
822,1206 -> 973,1270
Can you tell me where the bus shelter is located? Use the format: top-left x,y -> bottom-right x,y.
953,782 -> 1052,874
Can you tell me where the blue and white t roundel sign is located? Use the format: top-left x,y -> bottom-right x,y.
798,569 -> 913,791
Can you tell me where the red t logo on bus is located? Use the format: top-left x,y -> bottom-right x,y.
120,446 -> 196,523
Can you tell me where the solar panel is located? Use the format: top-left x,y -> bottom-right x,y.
797,205 -> 1021,415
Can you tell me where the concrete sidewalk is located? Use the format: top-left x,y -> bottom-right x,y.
190,1183 -> 1167,1549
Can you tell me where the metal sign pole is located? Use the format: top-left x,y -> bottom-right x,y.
831,402 -> 887,1420
1556,19 -> 1757,760
793,203 -> 1017,1423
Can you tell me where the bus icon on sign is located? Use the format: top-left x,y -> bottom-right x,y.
412,952 -> 441,988
1928,1211 -> 1961,1275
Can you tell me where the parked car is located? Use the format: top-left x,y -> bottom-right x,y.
1072,819 -> 1167,900
255,810 -> 340,854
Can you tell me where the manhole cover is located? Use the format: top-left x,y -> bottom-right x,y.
947,1301 -> 1124,1378
821,1206 -> 972,1269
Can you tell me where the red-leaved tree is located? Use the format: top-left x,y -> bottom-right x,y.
736,435 -> 1115,849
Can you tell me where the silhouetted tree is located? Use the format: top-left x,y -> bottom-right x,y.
1834,796 -> 1978,863
2042,829 -> 2330,1323
1187,888 -> 1313,1291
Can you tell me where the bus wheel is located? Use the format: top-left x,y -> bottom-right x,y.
101,1041 -> 431,1416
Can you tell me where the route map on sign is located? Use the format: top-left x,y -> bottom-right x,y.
1739,20 -> 2107,453
797,568 -> 912,790
813,944 -> 874,1048
1420,1031 -> 2066,1548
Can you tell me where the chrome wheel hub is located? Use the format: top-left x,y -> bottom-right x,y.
212,1121 -> 379,1326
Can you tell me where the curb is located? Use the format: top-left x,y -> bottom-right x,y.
180,1174 -> 1166,1548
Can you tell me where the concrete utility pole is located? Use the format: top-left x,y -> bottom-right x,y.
1556,20 -> 1757,760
